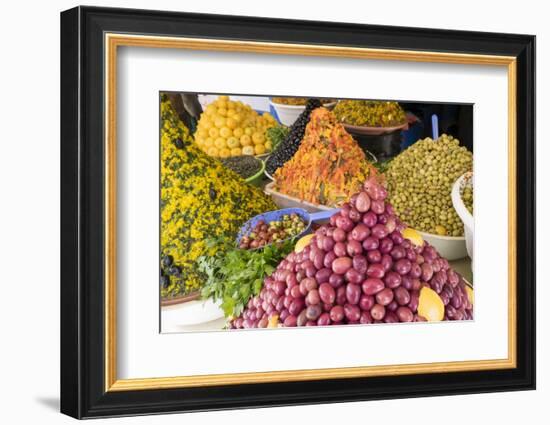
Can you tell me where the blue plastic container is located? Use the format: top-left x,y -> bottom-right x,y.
236,207 -> 339,248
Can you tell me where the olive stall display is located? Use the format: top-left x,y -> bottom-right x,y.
220,155 -> 263,179
229,177 -> 473,329
385,134 -> 473,237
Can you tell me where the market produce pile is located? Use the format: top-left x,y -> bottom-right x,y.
271,97 -> 336,106
265,98 -> 321,175
333,100 -> 406,127
219,155 -> 263,179
273,107 -> 377,207
385,134 -> 473,236
238,213 -> 307,250
461,172 -> 474,215
160,96 -> 276,298
229,177 -> 473,329
194,95 -> 278,158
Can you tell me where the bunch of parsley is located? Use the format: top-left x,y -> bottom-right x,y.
198,237 -> 295,318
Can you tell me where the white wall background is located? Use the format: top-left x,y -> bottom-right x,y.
0,0 -> 545,423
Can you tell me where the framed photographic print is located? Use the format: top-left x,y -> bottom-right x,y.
60,6 -> 536,419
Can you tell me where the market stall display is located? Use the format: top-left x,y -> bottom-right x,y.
229,177 -> 473,329
273,107 -> 377,207
160,97 -> 276,299
265,98 -> 322,175
194,95 -> 279,157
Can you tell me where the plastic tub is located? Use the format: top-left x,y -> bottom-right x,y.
418,231 -> 467,261
451,172 -> 474,260
264,182 -> 332,212
244,159 -> 265,187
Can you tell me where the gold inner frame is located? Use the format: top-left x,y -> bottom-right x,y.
104,33 -> 517,392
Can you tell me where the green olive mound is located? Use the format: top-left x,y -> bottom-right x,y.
385,134 -> 473,236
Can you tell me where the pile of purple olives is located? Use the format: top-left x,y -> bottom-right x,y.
229,178 -> 473,329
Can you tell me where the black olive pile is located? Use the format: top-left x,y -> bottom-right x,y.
265,98 -> 322,175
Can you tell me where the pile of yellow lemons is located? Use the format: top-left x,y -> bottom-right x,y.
194,96 -> 278,158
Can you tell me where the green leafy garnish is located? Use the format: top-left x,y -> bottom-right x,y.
266,126 -> 290,150
198,237 -> 295,318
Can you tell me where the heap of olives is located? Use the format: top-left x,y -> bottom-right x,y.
385,135 -> 473,236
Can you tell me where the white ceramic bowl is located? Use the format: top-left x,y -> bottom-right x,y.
451,172 -> 474,260
418,231 -> 467,261
270,101 -> 336,126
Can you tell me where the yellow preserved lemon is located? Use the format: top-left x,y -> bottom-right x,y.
466,285 -> 474,306
418,286 -> 444,321
402,228 -> 424,247
268,315 -> 279,328
295,234 -> 315,253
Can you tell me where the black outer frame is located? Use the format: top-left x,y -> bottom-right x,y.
60,5 -> 536,419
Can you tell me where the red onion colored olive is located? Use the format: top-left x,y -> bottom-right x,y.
306,289 -> 320,305
408,291 -> 419,312
340,204 -> 350,217
306,304 -> 322,321
352,255 -> 368,274
283,295 -> 293,309
394,259 -> 412,275
359,294 -> 375,311
336,286 -> 347,305
366,249 -> 382,263
315,267 -> 331,284
409,263 -> 422,279
333,228 -> 346,243
421,263 -> 434,281
291,285 -> 302,298
366,263 -> 386,279
360,311 -> 373,324
321,236 -> 335,252
289,298 -> 305,316
323,251 -> 336,268
276,297 -> 285,312
319,282 -> 336,304
381,254 -> 393,272
384,311 -> 399,323
390,231 -> 404,245
296,270 -> 305,282
362,278 -> 385,295
305,320 -> 317,326
317,312 -> 331,326
401,276 -> 413,290
390,246 -> 406,260
345,268 -> 364,284
297,310 -> 308,326
351,223 -> 370,242
283,315 -> 297,327
412,278 -> 421,291
406,249 -> 417,262
347,240 -> 363,256
396,306 -> 413,322
305,265 -> 317,278
346,283 -> 361,305
356,192 -> 372,212
385,217 -> 397,234
387,300 -> 398,312
447,270 -> 460,287
402,240 -> 412,249
280,308 -> 290,321
349,208 -> 361,223
376,288 -> 394,306
394,286 -> 411,306
334,242 -> 347,257
336,215 -> 354,232
379,237 -> 394,254
370,200 -> 385,214
384,271 -> 402,289
303,277 -> 318,292
329,273 -> 344,288
371,224 -> 389,239
370,304 -> 386,321
330,305 -> 345,322
332,256 -> 353,274
362,211 -> 378,227
313,252 -> 325,270
273,281 -> 286,296
378,213 -> 388,224
329,214 -> 338,227
350,193 -> 359,209
440,291 -> 450,306
362,236 -> 379,251
344,304 -> 361,322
